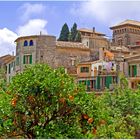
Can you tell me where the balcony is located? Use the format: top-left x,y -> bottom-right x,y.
98,69 -> 117,76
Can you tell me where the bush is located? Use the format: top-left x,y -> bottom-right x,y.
0,64 -> 140,138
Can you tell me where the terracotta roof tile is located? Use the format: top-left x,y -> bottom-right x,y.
0,55 -> 15,65
110,19 -> 140,29
78,28 -> 105,36
56,41 -> 89,50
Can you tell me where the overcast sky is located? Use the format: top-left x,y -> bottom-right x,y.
0,0 -> 140,56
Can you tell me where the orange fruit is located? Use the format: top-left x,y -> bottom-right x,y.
88,118 -> 94,124
11,98 -> 17,107
83,114 -> 89,120
69,95 -> 74,101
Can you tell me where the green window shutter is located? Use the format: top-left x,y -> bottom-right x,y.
97,76 -> 100,89
134,65 -> 137,77
79,80 -> 82,84
30,55 -> 32,64
87,80 -> 90,91
128,65 -> 130,76
105,76 -> 112,88
8,64 -> 10,74
80,67 -> 83,72
87,80 -> 90,86
23,56 -> 25,64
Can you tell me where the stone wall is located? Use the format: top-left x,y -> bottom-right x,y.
55,48 -> 90,68
112,26 -> 140,46
36,35 -> 56,68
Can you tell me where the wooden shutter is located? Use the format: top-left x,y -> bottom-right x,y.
8,64 -> 10,74
105,76 -> 112,88
30,55 -> 32,64
97,76 -> 100,89
134,65 -> 137,77
128,65 -> 130,76
23,56 -> 25,64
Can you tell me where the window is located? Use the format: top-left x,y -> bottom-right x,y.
80,67 -> 89,73
23,55 -> 32,64
29,40 -> 34,46
129,65 -> 137,77
8,64 -> 11,74
24,40 -> 28,46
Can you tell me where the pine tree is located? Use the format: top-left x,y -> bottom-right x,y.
75,31 -> 81,42
70,23 -> 78,42
58,23 -> 69,41
68,32 -> 73,42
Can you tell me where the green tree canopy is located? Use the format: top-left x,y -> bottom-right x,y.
58,23 -> 69,41
69,23 -> 78,42
1,65 -> 140,139
75,31 -> 81,42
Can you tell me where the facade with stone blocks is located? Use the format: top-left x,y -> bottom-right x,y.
14,35 -> 91,77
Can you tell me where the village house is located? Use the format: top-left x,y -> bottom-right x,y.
2,19 -> 140,91
77,46 -> 118,91
123,54 -> 140,89
4,27 -> 109,82
0,55 -> 15,82
78,28 -> 109,61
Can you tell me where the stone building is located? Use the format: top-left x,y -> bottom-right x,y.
77,60 -> 118,91
78,28 -> 109,60
124,54 -> 140,89
15,35 -> 56,73
0,55 -> 15,82
14,35 -> 90,76
110,19 -> 140,47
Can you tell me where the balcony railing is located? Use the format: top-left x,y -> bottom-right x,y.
98,70 -> 117,75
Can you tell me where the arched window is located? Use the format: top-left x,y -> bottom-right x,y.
24,40 -> 28,46
29,40 -> 34,46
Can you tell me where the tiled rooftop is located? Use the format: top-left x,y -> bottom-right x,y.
78,28 -> 105,36
56,41 -> 89,50
0,55 -> 15,65
110,19 -> 140,29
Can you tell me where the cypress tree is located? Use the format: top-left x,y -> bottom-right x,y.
58,23 -> 69,41
75,31 -> 81,42
68,32 -> 73,42
70,23 -> 78,42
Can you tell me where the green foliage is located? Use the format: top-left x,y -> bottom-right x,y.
58,22 -> 81,42
4,64 -> 96,138
75,31 -> 81,42
58,23 -> 69,41
68,32 -> 72,42
0,65 -> 140,139
69,23 -> 78,42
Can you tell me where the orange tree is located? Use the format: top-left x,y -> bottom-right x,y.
92,81 -> 140,139
1,64 -> 98,139
1,64 -> 140,138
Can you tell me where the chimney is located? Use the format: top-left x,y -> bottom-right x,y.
93,27 -> 95,32
40,31 -> 42,35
